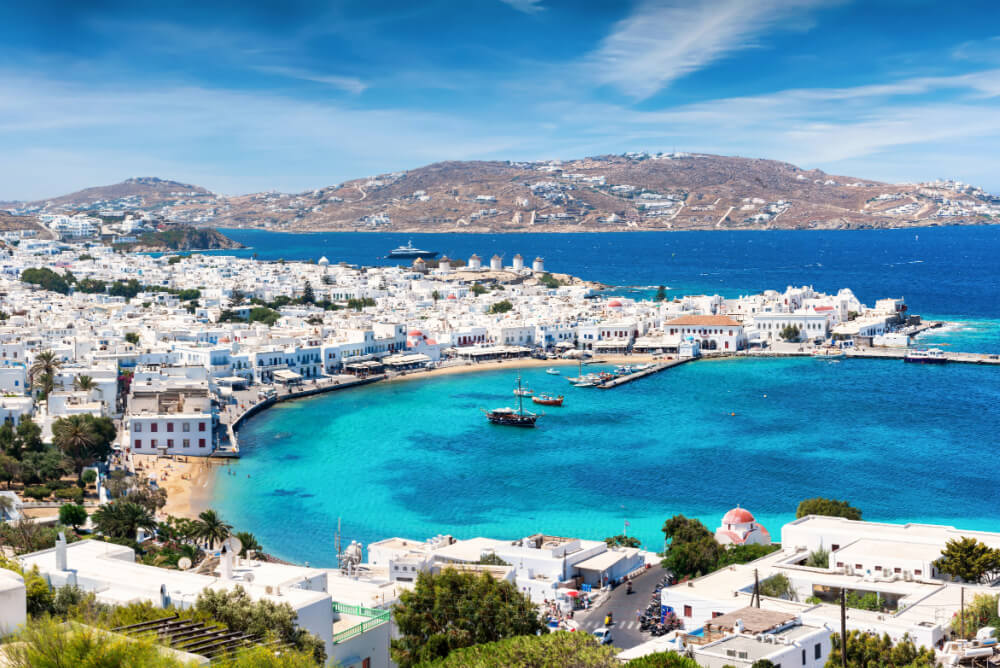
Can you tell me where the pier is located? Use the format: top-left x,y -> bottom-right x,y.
597,358 -> 691,389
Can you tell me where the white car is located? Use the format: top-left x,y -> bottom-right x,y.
593,627 -> 613,645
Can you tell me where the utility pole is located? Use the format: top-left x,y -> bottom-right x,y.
840,588 -> 848,668
753,568 -> 760,608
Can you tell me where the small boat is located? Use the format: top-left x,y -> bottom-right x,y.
546,368 -> 560,375
485,376 -> 540,427
904,348 -> 947,364
532,394 -> 564,406
573,380 -> 598,387
513,375 -> 533,397
811,346 -> 844,359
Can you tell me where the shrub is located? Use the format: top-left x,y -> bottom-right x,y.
53,487 -> 84,504
24,485 -> 51,500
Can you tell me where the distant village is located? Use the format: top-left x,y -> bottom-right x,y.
1,236 -> 997,668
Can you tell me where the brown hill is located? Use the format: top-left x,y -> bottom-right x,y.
11,154 -> 998,232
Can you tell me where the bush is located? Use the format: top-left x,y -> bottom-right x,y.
796,497 -> 862,521
24,485 -> 51,500
81,469 -> 97,485
53,487 -> 84,504
424,631 -> 617,667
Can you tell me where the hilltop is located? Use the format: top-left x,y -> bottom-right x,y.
6,154 -> 998,232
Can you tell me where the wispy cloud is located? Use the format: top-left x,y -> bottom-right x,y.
253,65 -> 368,94
587,0 -> 832,100
499,0 -> 545,14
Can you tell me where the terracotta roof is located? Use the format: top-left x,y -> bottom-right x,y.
722,507 -> 755,524
666,315 -> 742,327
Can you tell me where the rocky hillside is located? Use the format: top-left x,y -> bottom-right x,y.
114,226 -> 244,252
7,154 -> 999,232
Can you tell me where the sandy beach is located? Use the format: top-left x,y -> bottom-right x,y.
157,353 -> 664,519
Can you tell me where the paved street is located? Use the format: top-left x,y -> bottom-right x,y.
575,563 -> 668,650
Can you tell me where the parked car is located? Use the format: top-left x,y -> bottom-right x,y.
593,627 -> 613,645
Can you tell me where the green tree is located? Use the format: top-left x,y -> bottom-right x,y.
0,618 -> 186,668
750,661 -> 778,668
425,631 -> 618,668
715,543 -> 780,569
431,289 -> 441,302
29,350 -> 62,396
196,509 -> 233,549
0,453 -> 19,488
805,547 -> 830,568
779,324 -> 801,341
81,469 -> 97,486
627,651 -> 701,667
58,503 -> 88,530
124,332 -> 141,345
758,573 -> 795,600
936,537 -> 1000,584
796,497 -> 862,521
51,415 -> 112,474
74,278 -> 106,293
604,534 -> 641,548
92,500 -> 156,540
248,307 -> 281,326
660,515 -> 721,579
301,281 -> 315,304
73,375 -> 96,392
825,630 -> 935,667
195,586 -> 326,664
470,283 -> 487,295
950,593 -> 999,639
126,483 -> 168,515
20,267 -> 71,295
234,531 -> 262,558
654,285 -> 668,301
488,299 -> 513,315
17,448 -> 70,486
108,279 -> 142,300
538,273 -> 563,289
391,568 -> 544,667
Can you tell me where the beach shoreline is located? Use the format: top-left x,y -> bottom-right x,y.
158,353 -> 664,518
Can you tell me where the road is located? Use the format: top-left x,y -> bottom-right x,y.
576,564 -> 668,650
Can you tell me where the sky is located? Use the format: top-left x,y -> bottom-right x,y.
2,0 -> 1000,199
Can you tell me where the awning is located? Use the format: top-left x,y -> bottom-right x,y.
215,376 -> 250,386
382,353 -> 431,366
272,370 -> 303,382
574,551 -> 626,573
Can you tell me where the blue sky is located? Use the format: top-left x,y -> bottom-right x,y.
2,0 -> 1000,199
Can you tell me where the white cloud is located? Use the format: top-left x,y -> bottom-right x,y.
587,0 -> 831,100
253,65 -> 368,94
499,0 -> 545,14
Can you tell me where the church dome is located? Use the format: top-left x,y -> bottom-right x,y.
722,506 -> 755,525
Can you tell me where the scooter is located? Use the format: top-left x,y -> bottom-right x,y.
626,582 -> 633,595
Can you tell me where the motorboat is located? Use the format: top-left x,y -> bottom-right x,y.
904,348 -> 947,364
532,394 -> 564,406
386,240 -> 439,259
546,368 -> 561,375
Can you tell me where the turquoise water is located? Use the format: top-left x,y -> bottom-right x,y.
215,358 -> 1000,565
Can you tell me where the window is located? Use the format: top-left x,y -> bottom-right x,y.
183,439 -> 190,448
683,605 -> 692,617
134,423 -> 142,432
894,567 -> 901,573
167,439 -> 174,447
134,439 -> 141,449
199,438 -> 206,448
151,423 -> 158,432
875,565 -> 882,571
167,422 -> 174,432
712,611 -> 723,618
832,544 -> 839,551
815,642 -> 822,659
183,422 -> 190,432
836,561 -> 844,567
151,439 -> 158,447
914,569 -> 922,575
198,422 -> 206,432
855,564 -> 862,570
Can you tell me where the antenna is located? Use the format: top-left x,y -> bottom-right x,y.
177,557 -> 192,571
221,535 -> 243,556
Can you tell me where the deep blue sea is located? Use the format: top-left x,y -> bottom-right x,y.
209,227 -> 1000,564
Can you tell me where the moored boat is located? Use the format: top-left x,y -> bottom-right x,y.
486,376 -> 541,427
546,368 -> 560,375
904,347 -> 947,364
811,346 -> 845,359
532,394 -> 564,406
387,240 -> 439,259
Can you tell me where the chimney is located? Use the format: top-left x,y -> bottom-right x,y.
55,532 -> 68,571
221,544 -> 233,580
735,618 -> 744,634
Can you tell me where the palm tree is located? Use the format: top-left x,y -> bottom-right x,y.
29,350 -> 61,395
51,415 -> 97,474
197,509 -> 232,550
73,375 -> 96,392
92,500 -> 156,540
0,493 -> 15,519
234,530 -> 262,558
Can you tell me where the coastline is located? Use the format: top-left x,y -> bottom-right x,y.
162,354 -> 662,519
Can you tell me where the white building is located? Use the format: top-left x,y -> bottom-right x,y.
665,315 -> 746,352
715,506 -> 772,547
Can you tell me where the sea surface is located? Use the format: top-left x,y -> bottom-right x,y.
209,226 -> 1000,564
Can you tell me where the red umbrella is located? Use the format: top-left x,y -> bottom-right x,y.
566,591 -> 580,597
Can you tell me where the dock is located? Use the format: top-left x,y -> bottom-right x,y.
597,358 -> 691,389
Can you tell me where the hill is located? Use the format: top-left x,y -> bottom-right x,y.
114,226 -> 244,252
7,154 -> 999,232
